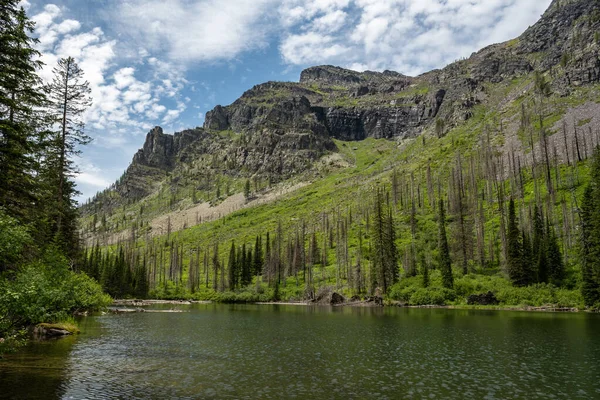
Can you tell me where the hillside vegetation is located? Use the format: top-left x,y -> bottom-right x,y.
79,0 -> 600,310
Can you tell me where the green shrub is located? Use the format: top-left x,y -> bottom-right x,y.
0,248 -> 111,331
408,287 -> 456,305
0,210 -> 32,269
389,272 -> 582,308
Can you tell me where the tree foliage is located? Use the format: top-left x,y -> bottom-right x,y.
581,148 -> 600,307
0,3 -> 104,353
371,189 -> 398,293
0,2 -> 45,224
438,199 -> 454,289
43,56 -> 92,254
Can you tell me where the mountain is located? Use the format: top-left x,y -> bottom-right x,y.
83,0 -> 598,222
80,0 -> 600,304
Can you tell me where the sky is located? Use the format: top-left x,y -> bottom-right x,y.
20,0 -> 552,202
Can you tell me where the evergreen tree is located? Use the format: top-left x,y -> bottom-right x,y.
244,179 -> 251,200
546,225 -> 564,286
522,230 -> 535,285
134,259 -> 149,298
532,205 -> 548,282
44,56 -> 92,254
228,240 -> 237,290
252,235 -> 263,276
537,242 -> 549,284
384,194 -> 398,287
581,148 -> 600,307
264,232 -> 271,277
240,243 -> 250,286
245,246 -> 253,286
371,189 -> 398,293
507,199 -> 526,286
0,3 -> 46,225
212,242 -> 220,291
438,199 -> 453,289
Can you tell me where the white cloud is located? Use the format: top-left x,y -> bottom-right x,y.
310,10 -> 348,33
31,4 -> 61,34
113,67 -> 136,89
76,172 -> 112,189
31,4 -> 189,132
281,32 -> 351,65
279,0 -> 351,26
75,160 -> 113,189
146,103 -> 167,120
116,0 -> 276,62
55,19 -> 81,34
278,0 -> 552,75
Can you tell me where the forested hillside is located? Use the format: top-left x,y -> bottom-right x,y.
0,1 -> 109,354
79,0 -> 600,310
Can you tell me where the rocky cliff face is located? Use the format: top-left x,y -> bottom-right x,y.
517,0 -> 600,88
117,127 -> 202,200
132,127 -> 202,170
117,96 -> 337,202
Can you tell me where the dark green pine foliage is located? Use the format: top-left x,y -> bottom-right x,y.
507,199 -> 527,286
244,179 -> 251,200
134,258 -> 149,298
537,241 -> 549,284
228,240 -> 237,290
581,147 -> 600,307
264,232 -> 271,276
546,224 -> 564,286
532,206 -> 548,283
88,242 -> 102,281
245,247 -> 253,286
240,243 -> 250,287
102,248 -> 125,297
253,235 -> 263,276
438,199 -> 453,289
371,189 -> 398,293
521,230 -> 535,285
121,252 -> 133,297
0,3 -> 46,226
385,193 -> 398,286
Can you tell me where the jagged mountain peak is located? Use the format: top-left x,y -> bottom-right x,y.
133,126 -> 203,170
300,65 -> 412,86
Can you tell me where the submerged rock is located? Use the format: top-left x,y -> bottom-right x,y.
33,323 -> 79,339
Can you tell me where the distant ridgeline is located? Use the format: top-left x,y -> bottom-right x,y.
80,0 -> 600,308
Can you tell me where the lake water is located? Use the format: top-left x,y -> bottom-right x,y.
1,304 -> 599,399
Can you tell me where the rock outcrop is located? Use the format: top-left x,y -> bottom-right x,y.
132,127 -> 202,170
33,323 -> 79,339
517,0 -> 600,89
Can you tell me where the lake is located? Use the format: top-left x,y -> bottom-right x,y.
1,304 -> 599,399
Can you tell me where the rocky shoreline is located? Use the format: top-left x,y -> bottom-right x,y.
111,298 -> 583,313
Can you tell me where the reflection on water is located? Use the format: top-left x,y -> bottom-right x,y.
0,334 -> 77,399
1,305 -> 599,399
